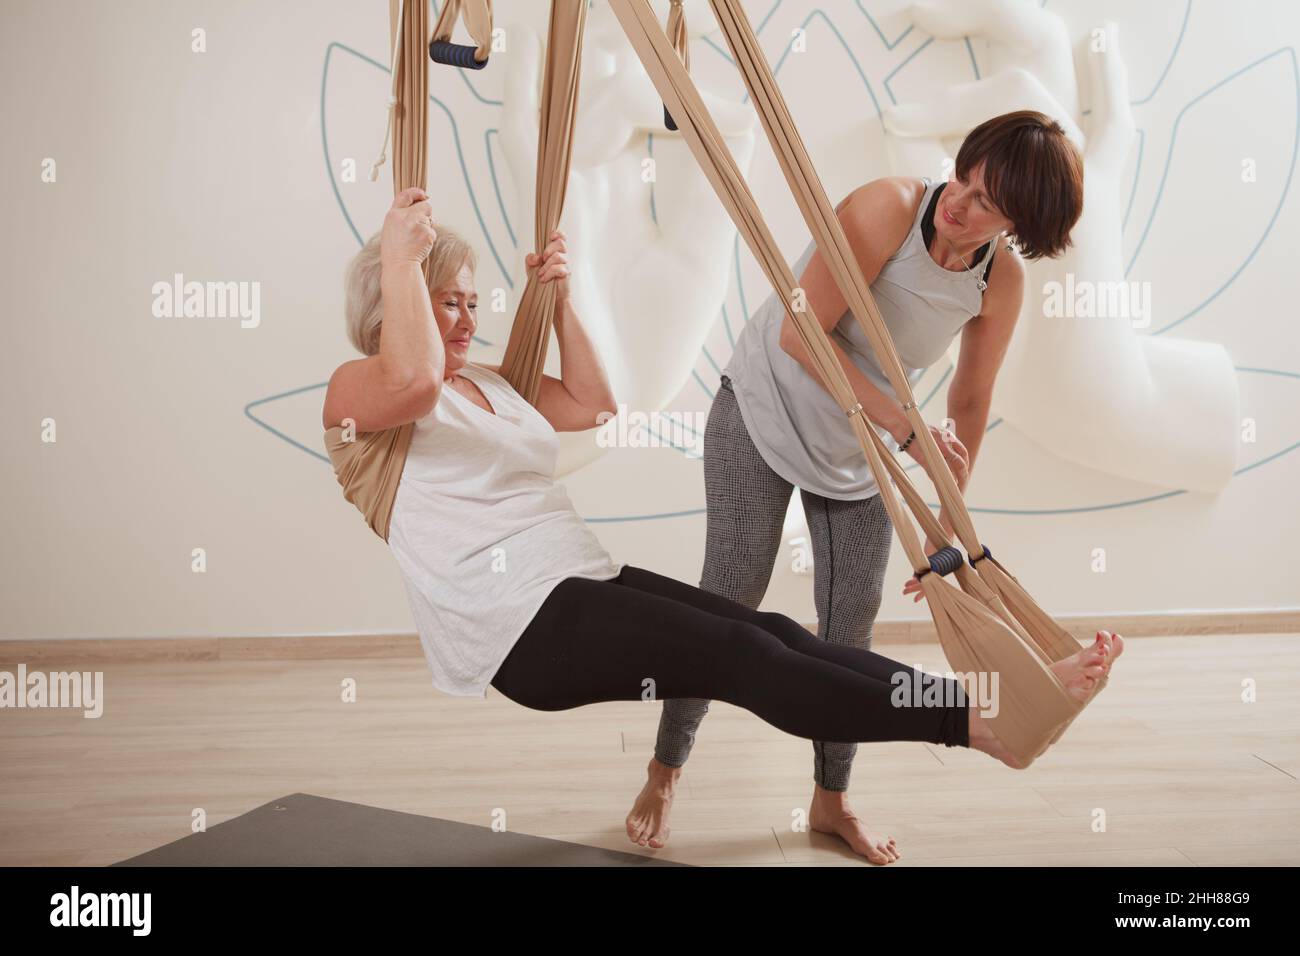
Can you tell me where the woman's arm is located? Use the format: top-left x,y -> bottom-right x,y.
487,230 -> 617,432
946,241 -> 1025,473
776,177 -> 921,449
928,240 -> 1025,544
537,296 -> 618,431
323,188 -> 443,432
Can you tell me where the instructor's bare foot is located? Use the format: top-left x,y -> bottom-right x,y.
809,786 -> 900,864
626,757 -> 680,849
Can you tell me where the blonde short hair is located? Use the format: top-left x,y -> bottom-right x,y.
343,224 -> 478,356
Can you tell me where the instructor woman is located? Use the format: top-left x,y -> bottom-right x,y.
626,110 -> 1085,862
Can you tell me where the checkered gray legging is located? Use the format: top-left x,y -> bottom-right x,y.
654,374 -> 894,792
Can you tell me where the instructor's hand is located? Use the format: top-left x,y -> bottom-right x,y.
901,532 -> 946,603
934,422 -> 970,492
902,574 -> 926,604
902,422 -> 970,492
382,187 -> 437,265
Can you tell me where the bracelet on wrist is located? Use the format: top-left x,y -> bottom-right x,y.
897,430 -> 916,453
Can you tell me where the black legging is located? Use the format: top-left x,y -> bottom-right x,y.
491,565 -> 969,748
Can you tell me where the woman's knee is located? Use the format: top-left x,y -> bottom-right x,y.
748,610 -> 822,653
717,618 -> 790,662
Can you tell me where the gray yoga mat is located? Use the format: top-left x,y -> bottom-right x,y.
113,792 -> 685,867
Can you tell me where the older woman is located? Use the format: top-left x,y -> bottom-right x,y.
630,111 -> 1089,862
323,183 -> 1120,859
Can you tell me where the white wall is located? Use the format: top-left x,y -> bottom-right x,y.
3,0 -> 1298,640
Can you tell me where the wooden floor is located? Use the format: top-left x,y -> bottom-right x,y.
2,633 -> 1298,866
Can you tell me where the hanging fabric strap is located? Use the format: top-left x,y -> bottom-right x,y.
496,1 -> 588,407
322,0 -> 434,541
388,0 -> 430,221
607,0 -> 1086,764
368,0 -> 407,181
662,0 -> 688,130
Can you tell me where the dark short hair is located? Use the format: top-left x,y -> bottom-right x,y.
955,110 -> 1084,260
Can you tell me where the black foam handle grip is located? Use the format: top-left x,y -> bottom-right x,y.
664,104 -> 678,131
927,546 -> 964,577
429,40 -> 488,70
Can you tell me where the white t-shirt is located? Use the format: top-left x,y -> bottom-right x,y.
387,362 -> 624,697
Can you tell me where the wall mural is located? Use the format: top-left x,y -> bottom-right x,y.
247,0 -> 1299,548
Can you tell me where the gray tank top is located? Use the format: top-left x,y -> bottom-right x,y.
724,177 -> 997,500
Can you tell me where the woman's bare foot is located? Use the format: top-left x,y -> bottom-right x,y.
967,705 -> 1030,769
808,786 -> 900,864
625,757 -> 680,849
968,630 -> 1126,768
1050,630 -> 1125,702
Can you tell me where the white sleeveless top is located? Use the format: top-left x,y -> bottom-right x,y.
387,362 -> 624,697
724,177 -> 998,499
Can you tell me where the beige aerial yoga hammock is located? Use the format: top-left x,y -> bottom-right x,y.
325,0 -> 583,537
326,0 -> 1100,765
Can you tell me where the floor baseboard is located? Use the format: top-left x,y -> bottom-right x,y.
2,609 -> 1295,666
869,608 -> 1299,644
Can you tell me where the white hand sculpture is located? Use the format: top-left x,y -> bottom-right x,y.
496,1 -> 757,476
882,0 -> 1239,492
